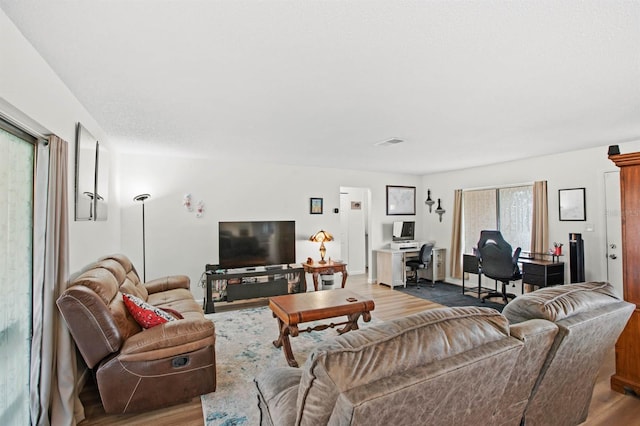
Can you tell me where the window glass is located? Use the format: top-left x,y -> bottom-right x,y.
463,185 -> 533,254
0,124 -> 34,425
463,189 -> 497,253
499,186 -> 533,252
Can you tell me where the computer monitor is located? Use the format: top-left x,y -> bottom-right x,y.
392,221 -> 415,241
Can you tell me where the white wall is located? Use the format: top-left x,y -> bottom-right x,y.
118,153 -> 420,296
0,9 -> 120,272
421,140 -> 640,288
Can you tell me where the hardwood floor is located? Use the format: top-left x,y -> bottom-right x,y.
79,274 -> 639,425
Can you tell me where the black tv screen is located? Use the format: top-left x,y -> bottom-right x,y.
218,221 -> 296,269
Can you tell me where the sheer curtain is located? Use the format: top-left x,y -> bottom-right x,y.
31,135 -> 83,425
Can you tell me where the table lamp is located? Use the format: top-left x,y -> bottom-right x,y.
309,230 -> 334,264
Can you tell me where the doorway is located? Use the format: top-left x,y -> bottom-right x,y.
604,171 -> 623,297
339,187 -> 371,280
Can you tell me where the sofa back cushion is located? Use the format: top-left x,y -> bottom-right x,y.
57,266 -> 141,368
99,254 -> 149,301
502,282 -> 635,426
296,307 -> 520,425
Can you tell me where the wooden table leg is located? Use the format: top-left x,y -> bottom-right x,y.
272,317 -> 299,367
340,269 -> 348,288
337,311 -> 371,334
312,272 -> 320,291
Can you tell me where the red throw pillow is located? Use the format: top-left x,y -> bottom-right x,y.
123,293 -> 175,328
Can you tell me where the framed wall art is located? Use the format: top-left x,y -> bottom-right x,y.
386,185 -> 416,215
559,188 -> 586,221
310,197 -> 323,214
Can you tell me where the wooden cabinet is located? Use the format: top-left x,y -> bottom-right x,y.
375,247 -> 446,289
521,260 -> 564,290
609,151 -> 640,394
376,250 -> 407,288
428,248 -> 447,282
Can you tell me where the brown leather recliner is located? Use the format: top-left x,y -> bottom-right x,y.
57,254 -> 216,413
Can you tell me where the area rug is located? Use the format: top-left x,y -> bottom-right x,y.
201,306 -> 379,426
398,281 -> 506,312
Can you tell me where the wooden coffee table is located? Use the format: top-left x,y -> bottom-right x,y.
269,288 -> 375,367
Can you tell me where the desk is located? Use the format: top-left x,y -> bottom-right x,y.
462,254 -> 565,297
520,259 -> 564,293
376,247 -> 446,289
462,254 -> 497,298
302,261 -> 348,291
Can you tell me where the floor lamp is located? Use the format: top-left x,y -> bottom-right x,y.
133,193 -> 150,282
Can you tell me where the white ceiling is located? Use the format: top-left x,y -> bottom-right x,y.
2,1 -> 639,175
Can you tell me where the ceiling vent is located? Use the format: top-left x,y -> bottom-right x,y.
375,138 -> 404,147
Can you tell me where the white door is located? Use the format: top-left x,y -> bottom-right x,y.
339,192 -> 350,264
339,187 -> 368,275
604,171 -> 624,297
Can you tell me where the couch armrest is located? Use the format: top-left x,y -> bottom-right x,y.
144,275 -> 190,294
118,318 -> 214,362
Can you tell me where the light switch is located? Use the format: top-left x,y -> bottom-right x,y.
585,223 -> 594,232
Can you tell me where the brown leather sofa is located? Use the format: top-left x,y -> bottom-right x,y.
57,254 -> 216,413
254,282 -> 633,426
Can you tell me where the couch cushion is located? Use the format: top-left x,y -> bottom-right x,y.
101,254 -> 149,300
148,288 -> 203,315
502,281 -> 622,324
296,306 -> 511,425
255,368 -> 302,426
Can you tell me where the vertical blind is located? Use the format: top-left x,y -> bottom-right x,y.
0,123 -> 35,425
463,185 -> 533,254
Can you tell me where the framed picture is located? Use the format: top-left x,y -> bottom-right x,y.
386,185 -> 416,215
559,188 -> 586,221
310,197 -> 323,214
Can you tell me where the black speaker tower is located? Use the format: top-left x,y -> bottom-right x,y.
569,233 -> 585,283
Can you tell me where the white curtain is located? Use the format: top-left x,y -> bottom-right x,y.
30,136 -> 84,425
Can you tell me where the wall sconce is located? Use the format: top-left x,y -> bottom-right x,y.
309,230 -> 334,264
183,193 -> 193,211
196,201 -> 205,218
435,198 -> 446,222
425,189 -> 435,213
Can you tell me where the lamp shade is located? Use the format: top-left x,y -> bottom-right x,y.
310,230 -> 334,264
309,230 -> 334,243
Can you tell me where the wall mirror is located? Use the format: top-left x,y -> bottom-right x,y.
75,123 -> 97,220
95,141 -> 109,220
74,123 -> 109,221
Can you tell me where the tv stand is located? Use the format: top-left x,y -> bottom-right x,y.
203,264 -> 306,314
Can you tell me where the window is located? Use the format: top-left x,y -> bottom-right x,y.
0,120 -> 35,425
463,185 -> 533,254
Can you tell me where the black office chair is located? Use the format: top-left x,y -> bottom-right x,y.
476,230 -> 521,303
406,243 -> 435,289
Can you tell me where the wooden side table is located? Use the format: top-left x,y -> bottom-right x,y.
302,260 -> 348,291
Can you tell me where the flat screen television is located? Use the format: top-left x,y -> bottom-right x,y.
218,220 -> 296,269
392,221 -> 415,241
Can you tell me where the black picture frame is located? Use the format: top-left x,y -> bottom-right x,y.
386,185 -> 416,215
559,188 -> 586,221
310,197 -> 323,214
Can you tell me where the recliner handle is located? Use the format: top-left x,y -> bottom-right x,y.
172,356 -> 190,368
